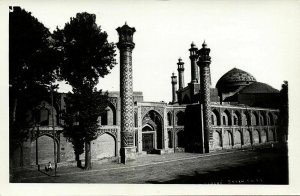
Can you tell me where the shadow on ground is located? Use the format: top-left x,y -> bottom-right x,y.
147,147 -> 288,184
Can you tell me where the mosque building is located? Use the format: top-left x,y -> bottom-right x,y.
11,23 -> 287,167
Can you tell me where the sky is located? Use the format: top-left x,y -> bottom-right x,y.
4,0 -> 300,103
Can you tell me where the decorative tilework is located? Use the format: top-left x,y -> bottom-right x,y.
97,128 -> 118,139
198,44 -> 213,152
117,24 -> 136,148
141,106 -> 164,120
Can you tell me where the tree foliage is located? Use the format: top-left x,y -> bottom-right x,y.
9,7 -> 59,156
9,7 -> 59,91
53,12 -> 116,89
55,12 -> 116,169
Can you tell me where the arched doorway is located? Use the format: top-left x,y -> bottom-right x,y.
142,110 -> 163,152
142,124 -> 155,152
243,130 -> 251,145
261,129 -> 268,143
30,135 -> 58,165
213,131 -> 222,148
92,133 -> 116,159
234,130 -> 242,145
268,129 -> 274,141
223,130 -> 233,147
233,111 -> 241,126
253,130 -> 260,144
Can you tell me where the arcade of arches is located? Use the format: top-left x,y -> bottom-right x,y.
11,98 -> 280,167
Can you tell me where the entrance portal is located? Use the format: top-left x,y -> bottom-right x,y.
142,110 -> 163,153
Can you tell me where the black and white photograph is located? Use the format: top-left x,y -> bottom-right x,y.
1,0 -> 300,195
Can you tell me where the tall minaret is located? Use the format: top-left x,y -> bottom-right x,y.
197,41 -> 212,153
189,42 -> 199,83
171,72 -> 178,103
177,58 -> 185,90
116,22 -> 136,163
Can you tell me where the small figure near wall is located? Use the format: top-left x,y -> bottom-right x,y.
45,162 -> 52,172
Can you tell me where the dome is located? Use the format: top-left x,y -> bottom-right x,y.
239,82 -> 279,94
216,68 -> 256,92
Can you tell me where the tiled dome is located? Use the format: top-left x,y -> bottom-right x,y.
239,82 -> 279,94
216,68 -> 256,91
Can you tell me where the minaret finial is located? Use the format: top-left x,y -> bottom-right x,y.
191,41 -> 196,48
125,21 -> 127,25
202,40 -> 207,48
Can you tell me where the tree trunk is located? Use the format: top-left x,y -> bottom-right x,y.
75,152 -> 82,168
12,98 -> 18,123
10,97 -> 18,181
84,140 -> 92,170
20,143 -> 23,167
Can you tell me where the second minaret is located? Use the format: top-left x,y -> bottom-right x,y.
197,41 -> 212,153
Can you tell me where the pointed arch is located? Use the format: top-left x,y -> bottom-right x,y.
212,109 -> 221,126
33,100 -> 58,126
30,134 -> 59,165
142,123 -> 155,132
99,102 -> 117,126
268,113 -> 274,126
260,112 -> 267,126
222,110 -> 232,125
233,111 -> 241,126
92,132 -> 116,159
243,111 -> 251,126
251,111 -> 259,126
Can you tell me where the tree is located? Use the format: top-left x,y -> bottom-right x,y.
9,7 -> 59,168
55,12 -> 116,169
63,88 -> 109,168
279,81 -> 288,142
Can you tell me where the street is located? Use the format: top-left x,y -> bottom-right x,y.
12,145 -> 288,184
